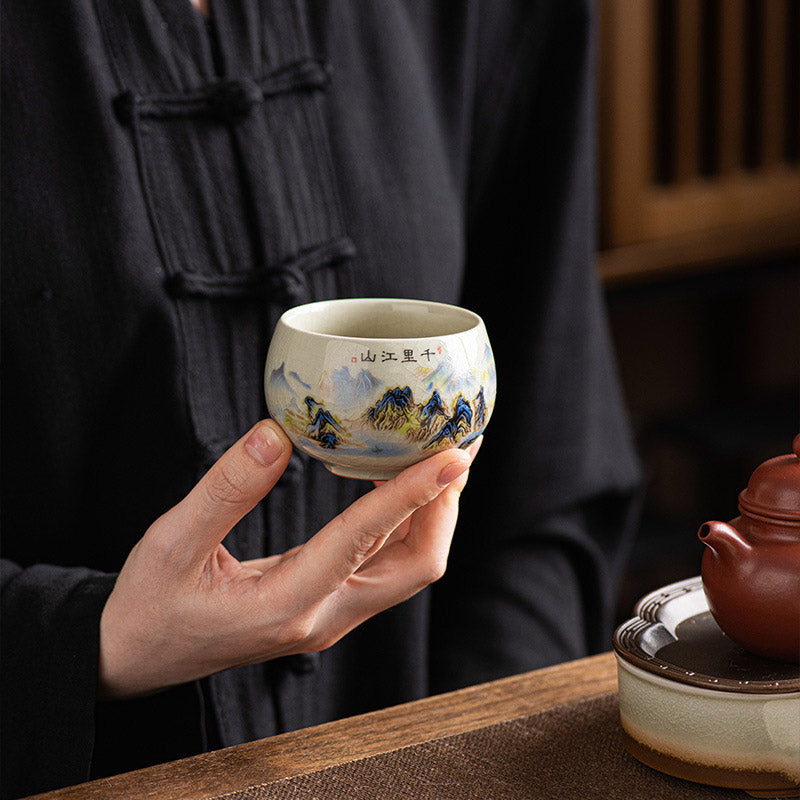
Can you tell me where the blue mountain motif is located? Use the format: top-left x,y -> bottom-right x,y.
332,367 -> 385,408
485,344 -> 496,384
289,370 -> 311,390
304,396 -> 345,449
474,386 -> 486,428
270,363 -> 313,398
366,386 -> 415,430
451,395 -> 473,428
424,357 -> 464,394
332,366 -> 353,385
424,395 -> 473,449
353,368 -> 384,398
269,362 -> 294,394
420,390 -> 446,426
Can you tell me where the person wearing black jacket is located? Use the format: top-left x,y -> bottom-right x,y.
0,1 -> 641,796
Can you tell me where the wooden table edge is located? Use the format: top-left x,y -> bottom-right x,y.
29,652 -> 618,800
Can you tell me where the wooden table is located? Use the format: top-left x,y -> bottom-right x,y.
31,653 -> 618,800
31,652 -> 761,799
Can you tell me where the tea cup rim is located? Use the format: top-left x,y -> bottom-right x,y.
278,297 -> 485,343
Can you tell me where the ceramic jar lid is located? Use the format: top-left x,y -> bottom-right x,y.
738,434 -> 800,522
613,577 -> 800,694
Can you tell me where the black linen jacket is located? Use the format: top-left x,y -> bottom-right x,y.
1,1 -> 641,796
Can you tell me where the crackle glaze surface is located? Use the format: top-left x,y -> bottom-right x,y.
265,299 -> 496,479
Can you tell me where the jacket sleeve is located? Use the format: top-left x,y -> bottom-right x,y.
0,559 -> 116,799
430,0 -> 642,692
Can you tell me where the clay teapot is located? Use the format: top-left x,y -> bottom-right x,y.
698,434 -> 800,663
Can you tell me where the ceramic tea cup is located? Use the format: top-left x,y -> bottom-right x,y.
264,298 -> 496,480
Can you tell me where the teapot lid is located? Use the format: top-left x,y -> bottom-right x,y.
738,434 -> 800,522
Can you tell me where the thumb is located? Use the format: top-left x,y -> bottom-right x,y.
152,420 -> 291,566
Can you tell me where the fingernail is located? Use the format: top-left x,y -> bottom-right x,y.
437,457 -> 470,487
467,436 -> 484,460
245,423 -> 284,466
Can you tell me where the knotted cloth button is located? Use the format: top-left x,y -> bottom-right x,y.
112,91 -> 137,125
208,78 -> 263,122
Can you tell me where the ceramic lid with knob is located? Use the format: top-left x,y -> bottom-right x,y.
738,433 -> 800,522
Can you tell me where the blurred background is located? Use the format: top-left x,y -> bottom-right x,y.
596,0 -> 800,622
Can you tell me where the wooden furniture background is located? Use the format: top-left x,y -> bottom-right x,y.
598,0 -> 800,284
597,0 -> 799,619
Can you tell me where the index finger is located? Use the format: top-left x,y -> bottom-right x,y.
283,449 -> 472,601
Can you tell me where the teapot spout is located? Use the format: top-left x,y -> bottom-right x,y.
698,520 -> 750,559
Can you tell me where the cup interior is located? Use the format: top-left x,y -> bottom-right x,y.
281,299 -> 480,339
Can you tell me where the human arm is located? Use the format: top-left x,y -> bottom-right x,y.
1,419 -> 475,797
100,419 -> 475,698
0,561 -> 115,799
